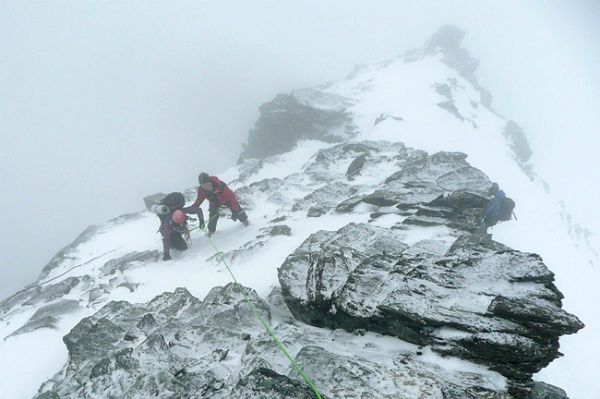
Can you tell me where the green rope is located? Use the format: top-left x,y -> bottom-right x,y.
200,226 -> 322,399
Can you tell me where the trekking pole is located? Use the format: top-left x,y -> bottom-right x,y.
512,211 -> 518,221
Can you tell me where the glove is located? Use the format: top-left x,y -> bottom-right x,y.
163,253 -> 172,261
231,212 -> 238,221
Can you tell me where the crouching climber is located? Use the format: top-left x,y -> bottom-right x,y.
482,183 -> 515,234
152,192 -> 204,261
193,172 -> 249,236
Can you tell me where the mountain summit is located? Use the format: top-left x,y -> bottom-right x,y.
0,26 -> 595,399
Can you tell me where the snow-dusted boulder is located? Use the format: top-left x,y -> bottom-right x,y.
278,224 -> 583,396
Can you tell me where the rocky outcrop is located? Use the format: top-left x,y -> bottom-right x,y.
425,25 -> 492,108
279,220 -> 583,395
36,285 -> 272,398
238,90 -> 356,162
34,284 -> 516,399
5,299 -> 80,339
503,121 -> 535,179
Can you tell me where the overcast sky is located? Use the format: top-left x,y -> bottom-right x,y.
1,0 -> 599,299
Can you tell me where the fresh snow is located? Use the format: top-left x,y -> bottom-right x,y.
1,47 -> 597,399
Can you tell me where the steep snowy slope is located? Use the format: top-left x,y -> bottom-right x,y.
0,26 -> 595,399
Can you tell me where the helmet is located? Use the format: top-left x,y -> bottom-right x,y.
198,172 -> 210,184
172,210 -> 186,224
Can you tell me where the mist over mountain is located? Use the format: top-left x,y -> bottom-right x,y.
0,25 -> 598,399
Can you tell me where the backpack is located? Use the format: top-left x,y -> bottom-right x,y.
498,197 -> 515,221
160,192 -> 186,209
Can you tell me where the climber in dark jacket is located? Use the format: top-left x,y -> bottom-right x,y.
482,183 -> 506,232
192,173 -> 248,236
155,192 -> 204,261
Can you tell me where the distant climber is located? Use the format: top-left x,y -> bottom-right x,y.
148,192 -> 205,261
482,183 -> 515,233
193,173 -> 249,236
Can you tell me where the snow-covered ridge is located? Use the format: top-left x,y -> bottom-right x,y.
0,138 -> 582,399
0,26 -> 596,399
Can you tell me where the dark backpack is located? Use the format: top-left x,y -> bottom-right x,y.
498,197 -> 515,221
160,192 -> 186,209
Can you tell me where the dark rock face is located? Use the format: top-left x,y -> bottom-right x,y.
503,121 -> 535,179
279,221 -> 583,391
238,90 -> 355,162
345,153 -> 367,179
425,25 -> 494,109
417,191 -> 490,233
530,382 -> 569,399
230,368 -> 325,399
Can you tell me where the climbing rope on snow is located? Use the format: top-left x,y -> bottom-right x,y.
200,225 -> 323,399
37,249 -> 119,286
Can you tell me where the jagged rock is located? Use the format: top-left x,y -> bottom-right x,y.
293,182 -> 358,212
335,195 -> 365,213
530,382 -> 569,399
227,367 -> 325,399
259,225 -> 292,237
294,346 -> 511,399
411,191 -> 490,233
427,25 -> 466,50
352,150 -> 490,210
503,121 -> 535,179
307,207 -> 327,217
5,299 -> 80,338
427,25 -> 480,81
364,180 -> 444,207
238,92 -> 353,162
402,215 -> 446,227
37,285 -> 271,398
241,318 -> 512,399
100,251 -> 160,275
345,153 -> 367,179
279,223 -> 583,386
22,277 -> 80,306
33,392 -> 61,399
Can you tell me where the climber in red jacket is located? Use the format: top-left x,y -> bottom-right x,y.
192,172 -> 249,236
